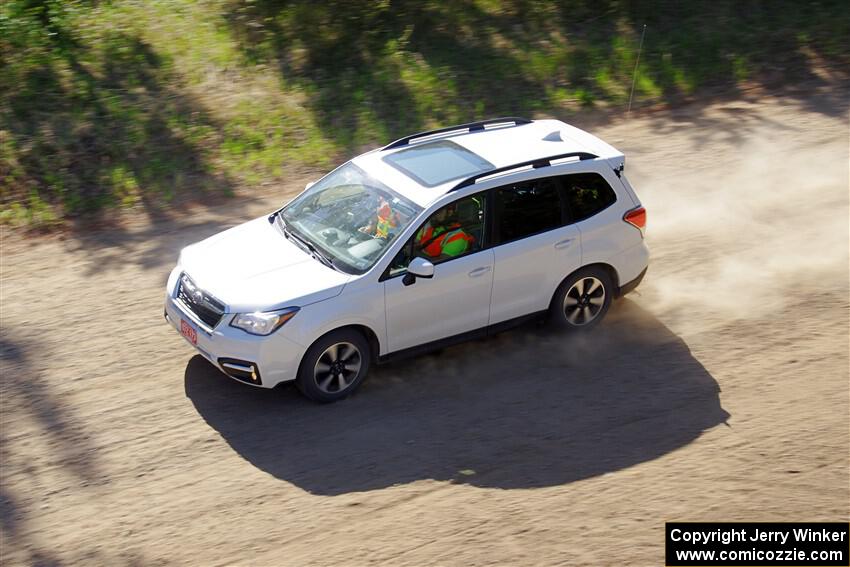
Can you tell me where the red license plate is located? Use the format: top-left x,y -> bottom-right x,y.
180,319 -> 198,345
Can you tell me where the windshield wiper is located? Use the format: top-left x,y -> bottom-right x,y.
303,240 -> 337,271
276,216 -> 338,271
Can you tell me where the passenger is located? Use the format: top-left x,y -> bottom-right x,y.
360,198 -> 400,239
415,205 -> 475,258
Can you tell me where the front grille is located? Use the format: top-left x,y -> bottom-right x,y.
176,272 -> 225,329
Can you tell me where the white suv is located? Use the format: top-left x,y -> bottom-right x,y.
165,117 -> 648,402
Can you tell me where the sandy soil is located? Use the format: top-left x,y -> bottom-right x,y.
1,86 -> 848,566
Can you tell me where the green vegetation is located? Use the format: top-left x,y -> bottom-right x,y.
2,0 -> 847,226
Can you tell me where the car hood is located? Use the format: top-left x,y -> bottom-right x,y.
179,216 -> 352,312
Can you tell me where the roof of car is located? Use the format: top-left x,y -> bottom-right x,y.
352,118 -> 623,207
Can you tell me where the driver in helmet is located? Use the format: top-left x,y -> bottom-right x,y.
414,203 -> 474,258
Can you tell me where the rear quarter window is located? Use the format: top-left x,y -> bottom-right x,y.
562,173 -> 617,222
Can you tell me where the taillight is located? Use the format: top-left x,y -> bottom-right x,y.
624,206 -> 646,235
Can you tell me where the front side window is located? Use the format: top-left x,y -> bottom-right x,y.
494,177 -> 563,244
388,194 -> 486,276
562,172 -> 617,222
282,163 -> 422,273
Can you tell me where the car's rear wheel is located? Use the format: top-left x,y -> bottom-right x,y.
549,267 -> 614,331
296,329 -> 371,403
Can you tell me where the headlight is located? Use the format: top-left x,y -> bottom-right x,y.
230,307 -> 299,336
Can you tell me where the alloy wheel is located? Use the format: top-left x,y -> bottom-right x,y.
314,342 -> 362,393
563,276 -> 606,326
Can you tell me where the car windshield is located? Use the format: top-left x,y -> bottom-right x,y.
281,163 -> 422,274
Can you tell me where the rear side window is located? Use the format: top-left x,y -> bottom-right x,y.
494,177 -> 563,244
561,173 -> 617,222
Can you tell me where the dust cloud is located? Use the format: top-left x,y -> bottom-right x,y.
624,113 -> 849,335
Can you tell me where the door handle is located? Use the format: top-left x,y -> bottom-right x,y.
554,238 -> 574,249
468,266 -> 492,277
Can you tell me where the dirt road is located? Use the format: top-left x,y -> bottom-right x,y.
2,87 -> 848,566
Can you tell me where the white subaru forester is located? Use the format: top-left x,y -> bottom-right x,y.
165,117 -> 648,402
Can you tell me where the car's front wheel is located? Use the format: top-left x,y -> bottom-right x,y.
296,329 -> 371,403
549,267 -> 614,331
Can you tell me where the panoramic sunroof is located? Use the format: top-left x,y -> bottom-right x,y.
383,140 -> 494,187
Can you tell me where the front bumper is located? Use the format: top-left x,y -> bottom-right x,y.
164,293 -> 305,388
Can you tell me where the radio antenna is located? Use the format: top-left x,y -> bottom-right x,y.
627,24 -> 647,116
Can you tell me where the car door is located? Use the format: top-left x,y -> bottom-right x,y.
562,170 -> 633,266
383,193 -> 494,352
489,175 -> 582,325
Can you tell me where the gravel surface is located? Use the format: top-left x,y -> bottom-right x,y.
1,88 -> 848,566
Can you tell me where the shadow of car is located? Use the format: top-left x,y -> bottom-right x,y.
185,299 -> 728,495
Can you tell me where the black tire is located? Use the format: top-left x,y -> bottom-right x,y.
549,266 -> 614,332
296,329 -> 371,403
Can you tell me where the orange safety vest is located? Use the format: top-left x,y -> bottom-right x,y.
374,201 -> 398,239
416,223 -> 474,257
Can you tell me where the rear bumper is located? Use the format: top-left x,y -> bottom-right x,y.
164,294 -> 304,388
617,266 -> 647,297
605,238 -> 649,297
